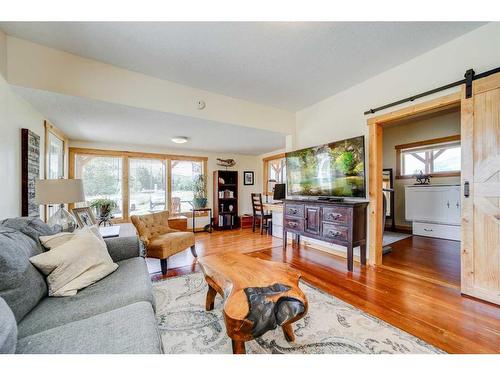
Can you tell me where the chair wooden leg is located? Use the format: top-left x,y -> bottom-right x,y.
190,245 -> 198,258
160,258 -> 168,275
252,217 -> 256,232
260,217 -> 264,235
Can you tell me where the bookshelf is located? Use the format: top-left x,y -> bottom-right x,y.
213,170 -> 239,229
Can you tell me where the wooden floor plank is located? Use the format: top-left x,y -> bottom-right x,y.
150,228 -> 500,354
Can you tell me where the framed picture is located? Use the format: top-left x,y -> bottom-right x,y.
72,207 -> 97,228
21,129 -> 41,218
243,171 -> 254,186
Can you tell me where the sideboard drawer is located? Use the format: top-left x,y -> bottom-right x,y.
322,206 -> 349,225
284,217 -> 304,232
322,222 -> 348,242
285,204 -> 305,218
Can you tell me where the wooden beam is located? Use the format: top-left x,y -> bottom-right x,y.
367,92 -> 461,126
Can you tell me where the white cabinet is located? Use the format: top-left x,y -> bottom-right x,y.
405,185 -> 460,240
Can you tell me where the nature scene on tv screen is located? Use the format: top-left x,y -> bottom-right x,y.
286,136 -> 365,197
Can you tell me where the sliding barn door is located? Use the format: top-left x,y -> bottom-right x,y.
461,72 -> 500,305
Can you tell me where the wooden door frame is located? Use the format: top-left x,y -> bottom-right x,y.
366,91 -> 462,266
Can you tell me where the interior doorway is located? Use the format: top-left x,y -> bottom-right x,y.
367,91 -> 463,288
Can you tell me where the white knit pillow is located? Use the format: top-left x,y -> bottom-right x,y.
30,227 -> 118,297
40,225 -> 105,249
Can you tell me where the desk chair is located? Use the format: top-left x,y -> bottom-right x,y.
251,193 -> 272,235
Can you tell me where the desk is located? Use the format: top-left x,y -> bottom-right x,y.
262,203 -> 284,238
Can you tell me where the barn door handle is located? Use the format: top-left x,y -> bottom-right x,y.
464,181 -> 470,198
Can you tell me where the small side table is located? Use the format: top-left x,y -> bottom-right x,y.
192,208 -> 213,233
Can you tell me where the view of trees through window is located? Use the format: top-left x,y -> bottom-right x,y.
75,155 -> 123,218
129,159 -> 166,216
171,160 -> 203,213
73,152 -> 205,220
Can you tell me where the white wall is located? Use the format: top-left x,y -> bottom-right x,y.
0,30 -> 46,219
295,23 -> 500,150
69,141 -> 263,217
294,22 -> 500,257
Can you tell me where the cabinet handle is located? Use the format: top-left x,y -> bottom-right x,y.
446,201 -> 450,208
328,230 -> 341,237
289,208 -> 298,214
328,213 -> 342,220
288,221 -> 297,228
456,202 -> 460,208
424,228 -> 433,232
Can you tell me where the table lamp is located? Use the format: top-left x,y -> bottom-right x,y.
36,179 -> 85,232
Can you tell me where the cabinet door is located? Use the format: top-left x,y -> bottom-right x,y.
304,205 -> 320,235
461,73 -> 500,305
406,186 -> 453,223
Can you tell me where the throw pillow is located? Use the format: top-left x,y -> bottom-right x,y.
40,225 -> 105,250
30,227 -> 118,297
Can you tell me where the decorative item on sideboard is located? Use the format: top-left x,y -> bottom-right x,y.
413,170 -> 431,185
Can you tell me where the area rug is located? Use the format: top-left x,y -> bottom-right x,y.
383,231 -> 412,247
153,272 -> 443,354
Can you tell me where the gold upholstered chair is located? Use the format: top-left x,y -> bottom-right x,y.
130,210 -> 196,275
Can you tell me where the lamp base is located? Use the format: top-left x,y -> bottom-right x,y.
48,205 -> 77,232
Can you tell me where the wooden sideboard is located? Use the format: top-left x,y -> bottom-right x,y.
283,199 -> 369,271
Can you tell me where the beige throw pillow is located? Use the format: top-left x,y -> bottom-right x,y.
40,225 -> 105,249
30,227 -> 118,297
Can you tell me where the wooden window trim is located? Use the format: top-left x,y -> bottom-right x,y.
44,121 -> 69,220
69,147 -> 208,222
262,153 -> 286,194
395,134 -> 460,179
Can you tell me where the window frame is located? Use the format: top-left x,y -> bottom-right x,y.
262,153 -> 286,195
69,147 -> 208,222
44,121 -> 68,220
395,134 -> 461,179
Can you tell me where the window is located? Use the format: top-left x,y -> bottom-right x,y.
70,148 -> 207,222
129,158 -> 167,216
396,135 -> 461,178
171,160 -> 203,214
74,155 -> 123,218
263,154 -> 286,195
44,121 -> 67,219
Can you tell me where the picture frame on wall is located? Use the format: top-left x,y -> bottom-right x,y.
21,128 -> 41,218
243,171 -> 254,186
72,207 -> 97,228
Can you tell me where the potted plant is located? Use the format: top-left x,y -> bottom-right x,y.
89,198 -> 117,224
192,175 -> 207,209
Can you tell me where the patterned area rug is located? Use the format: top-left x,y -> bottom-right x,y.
153,272 -> 443,354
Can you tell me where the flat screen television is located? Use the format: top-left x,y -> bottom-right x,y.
286,136 -> 366,198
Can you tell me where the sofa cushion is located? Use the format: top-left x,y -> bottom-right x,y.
16,301 -> 162,354
18,257 -> 154,338
0,217 -> 60,252
0,297 -> 17,354
30,227 -> 118,297
0,227 -> 48,322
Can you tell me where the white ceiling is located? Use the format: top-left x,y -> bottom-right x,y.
13,86 -> 285,155
1,22 -> 485,111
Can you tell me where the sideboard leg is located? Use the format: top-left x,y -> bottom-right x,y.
360,243 -> 367,266
283,229 -> 287,250
232,340 -> 246,354
347,245 -> 353,271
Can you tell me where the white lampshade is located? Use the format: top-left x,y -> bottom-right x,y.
35,179 -> 85,205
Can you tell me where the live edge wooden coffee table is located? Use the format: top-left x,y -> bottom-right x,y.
198,253 -> 308,354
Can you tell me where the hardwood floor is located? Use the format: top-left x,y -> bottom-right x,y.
149,228 -> 500,354
382,236 -> 461,288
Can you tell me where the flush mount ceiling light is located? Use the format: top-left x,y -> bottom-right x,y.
171,136 -> 188,144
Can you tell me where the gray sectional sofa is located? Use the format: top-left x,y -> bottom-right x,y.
0,217 -> 162,354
